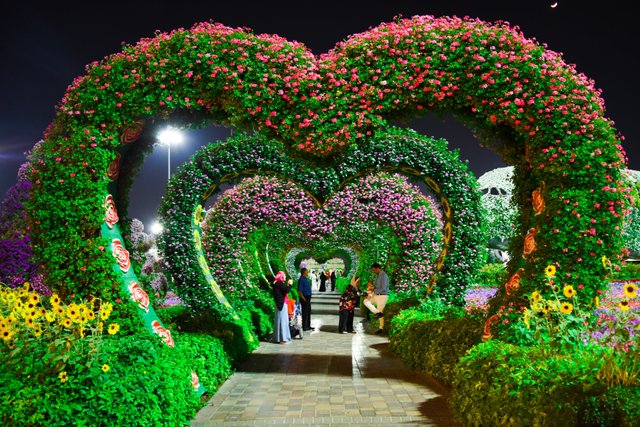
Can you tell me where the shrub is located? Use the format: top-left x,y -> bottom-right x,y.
451,341 -> 640,426
475,263 -> 506,287
0,284 -> 216,426
388,307 -> 483,386
172,332 -> 233,395
379,294 -> 420,334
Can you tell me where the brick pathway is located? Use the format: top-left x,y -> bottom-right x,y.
191,291 -> 460,426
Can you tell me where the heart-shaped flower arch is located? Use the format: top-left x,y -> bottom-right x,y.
286,246 -> 359,280
160,130 -> 483,314
198,172 -> 444,301
26,16 -> 629,342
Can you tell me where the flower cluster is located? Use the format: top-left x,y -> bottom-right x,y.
0,282 -> 118,345
516,266 -> 639,351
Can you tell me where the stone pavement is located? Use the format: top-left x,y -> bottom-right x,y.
191,291 -> 461,427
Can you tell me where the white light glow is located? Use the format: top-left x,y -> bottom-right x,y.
150,221 -> 164,235
157,127 -> 184,146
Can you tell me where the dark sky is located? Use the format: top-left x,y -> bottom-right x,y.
1,1 -> 637,227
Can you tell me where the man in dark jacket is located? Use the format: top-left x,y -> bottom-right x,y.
297,267 -> 314,331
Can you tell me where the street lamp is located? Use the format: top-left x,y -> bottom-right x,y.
157,127 -> 184,181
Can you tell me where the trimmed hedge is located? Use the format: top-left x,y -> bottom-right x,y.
451,341 -> 640,426
388,307 -> 483,386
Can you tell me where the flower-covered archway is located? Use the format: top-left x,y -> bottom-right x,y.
25,16 -> 628,342
160,130 -> 484,311
199,172 -> 444,299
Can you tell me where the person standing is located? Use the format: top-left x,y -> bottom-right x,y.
330,270 -> 337,292
338,276 -> 361,333
297,267 -> 314,331
362,262 -> 389,334
310,270 -> 318,292
272,271 -> 293,344
319,271 -> 327,292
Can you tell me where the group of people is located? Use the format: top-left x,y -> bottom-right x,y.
270,263 -> 389,344
307,269 -> 338,292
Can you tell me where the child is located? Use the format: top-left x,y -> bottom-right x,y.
287,287 -> 304,339
338,276 -> 361,333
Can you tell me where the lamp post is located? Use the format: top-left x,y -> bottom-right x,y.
157,127 -> 184,181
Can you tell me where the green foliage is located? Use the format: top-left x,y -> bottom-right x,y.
451,341 -> 640,426
388,303 -> 484,385
475,263 -> 507,287
172,332 -> 234,395
612,262 -> 640,281
1,332 -> 204,426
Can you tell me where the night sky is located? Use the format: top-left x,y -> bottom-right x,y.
1,1 -> 637,227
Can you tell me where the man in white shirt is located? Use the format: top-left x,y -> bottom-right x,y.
362,262 -> 389,334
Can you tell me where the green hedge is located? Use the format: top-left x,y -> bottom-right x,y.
388,306 -> 483,386
451,341 -> 640,426
1,332 -> 230,426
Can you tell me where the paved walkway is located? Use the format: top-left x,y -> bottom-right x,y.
191,291 -> 460,426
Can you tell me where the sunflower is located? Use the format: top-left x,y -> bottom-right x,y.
602,255 -> 609,269
84,310 -> 96,322
66,304 -> 80,321
45,311 -> 56,323
594,296 -> 600,309
62,319 -> 73,328
58,371 -> 68,383
620,300 -> 630,312
560,302 -> 573,314
0,329 -> 13,341
101,364 -> 110,373
545,265 -> 556,278
624,283 -> 638,299
50,294 -> 61,306
107,323 -> 120,335
531,291 -> 542,303
25,316 -> 35,328
29,294 -> 40,304
563,286 -> 576,298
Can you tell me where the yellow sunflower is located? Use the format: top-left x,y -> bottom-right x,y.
0,329 -> 13,341
560,302 -> 573,314
25,316 -> 35,328
602,255 -> 609,269
58,371 -> 68,383
107,323 -> 120,335
29,294 -> 40,304
594,296 -> 600,309
101,364 -> 110,373
563,286 -> 576,298
620,300 -> 630,312
545,265 -> 556,278
61,319 -> 73,328
50,294 -> 61,306
66,304 -> 80,321
531,291 -> 542,303
45,311 -> 56,323
623,283 -> 638,299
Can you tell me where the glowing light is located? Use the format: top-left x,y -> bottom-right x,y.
157,127 -> 184,146
150,221 -> 163,235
